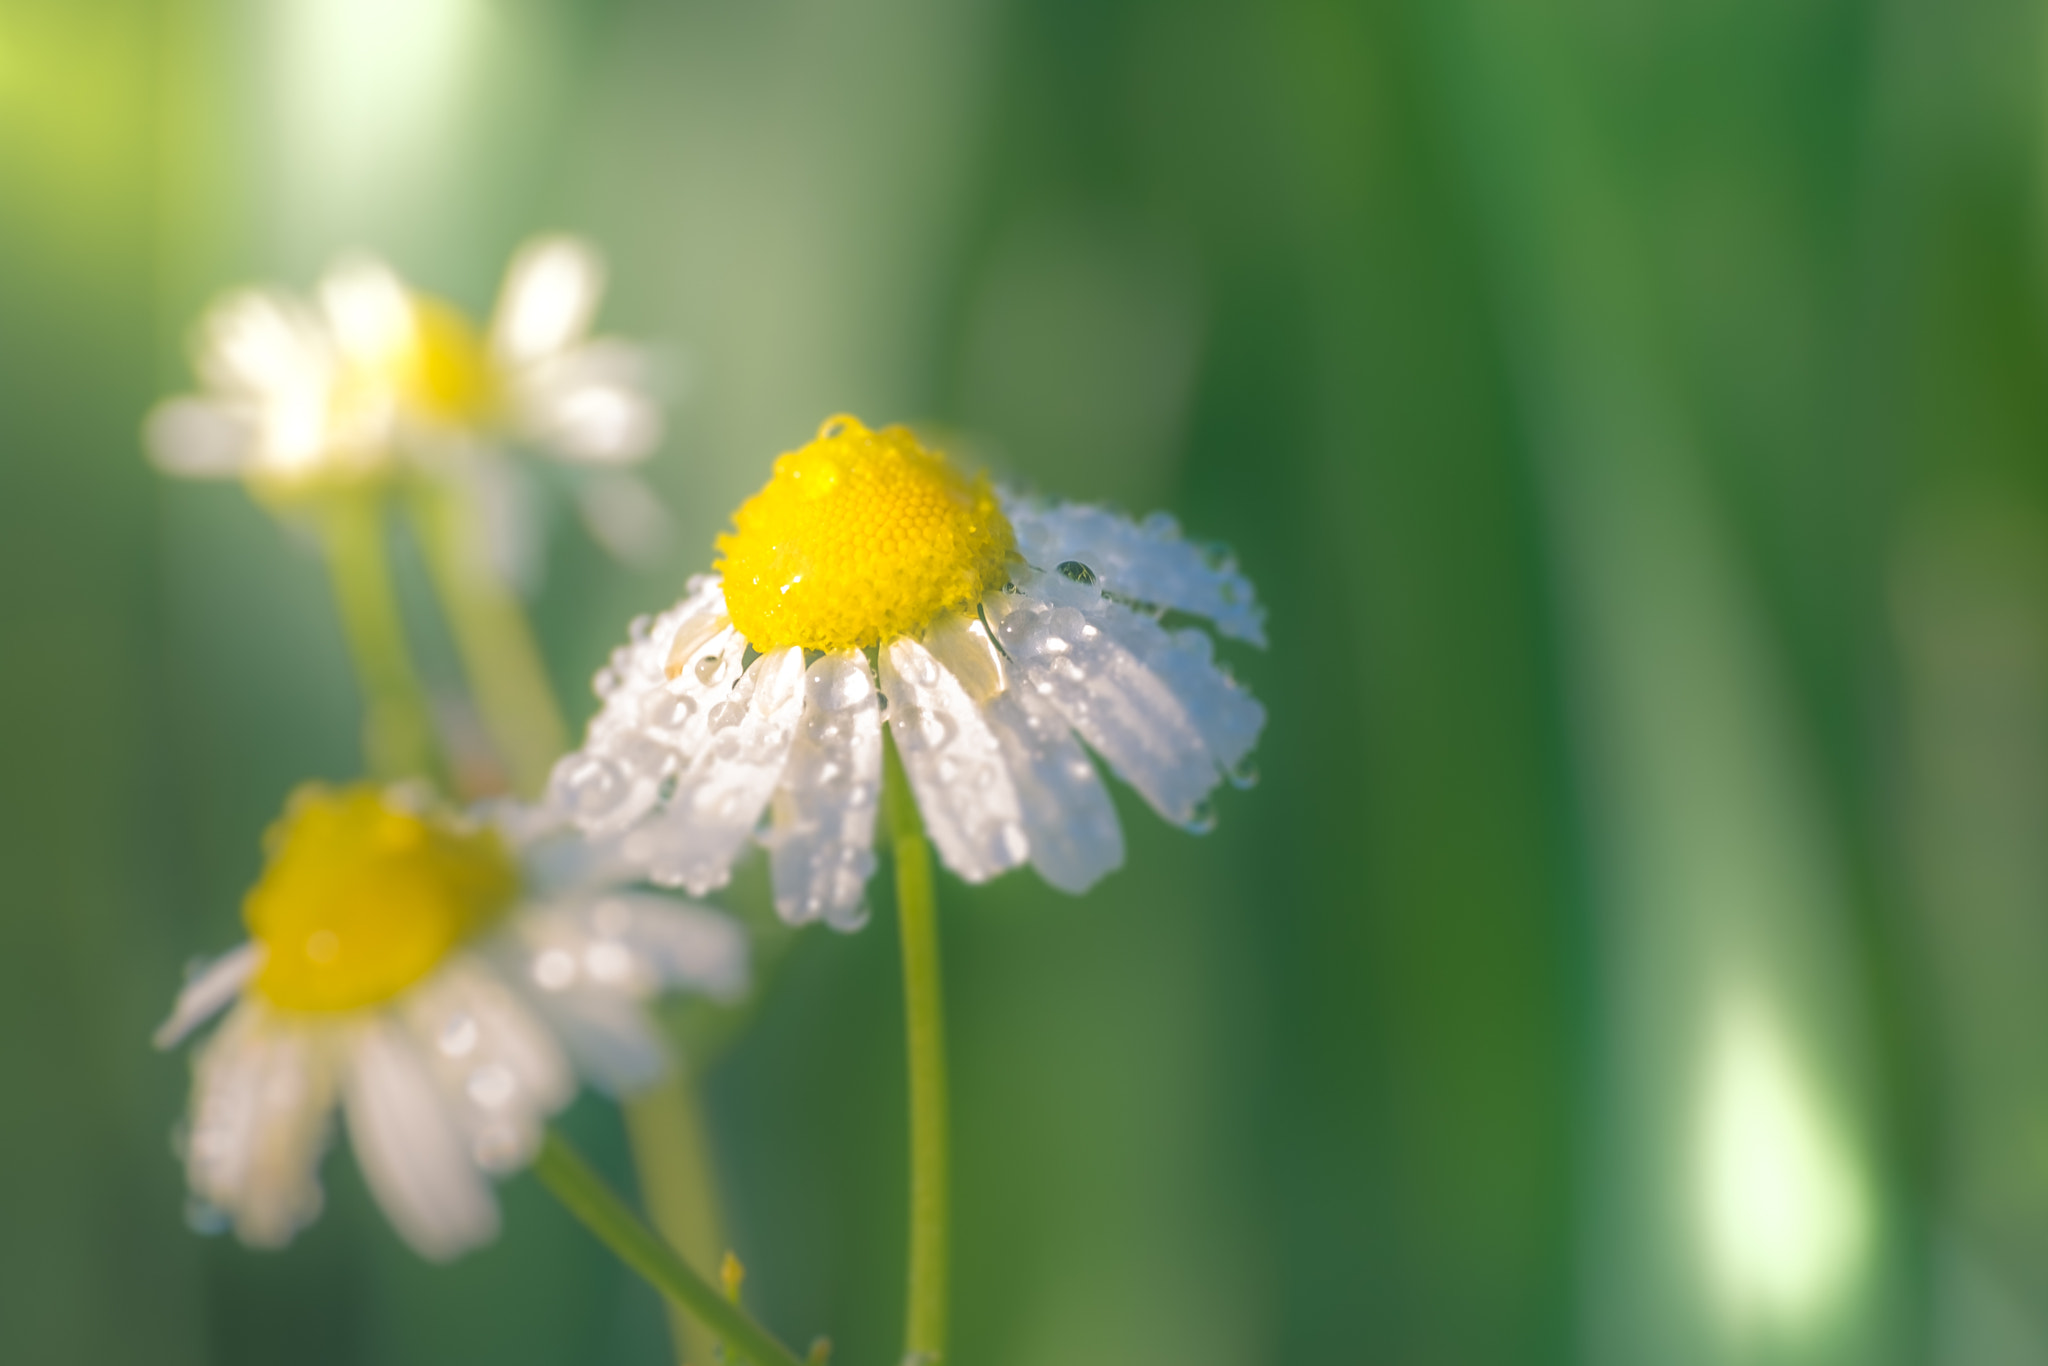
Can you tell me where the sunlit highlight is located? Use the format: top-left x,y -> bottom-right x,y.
1696,993 -> 1869,1328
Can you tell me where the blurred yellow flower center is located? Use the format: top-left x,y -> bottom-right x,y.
389,295 -> 495,423
715,416 -> 1015,652
244,785 -> 518,1014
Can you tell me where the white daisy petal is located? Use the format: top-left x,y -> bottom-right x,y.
195,290 -> 331,400
400,956 -> 575,1175
766,651 -> 883,929
515,892 -> 751,1001
317,255 -> 416,370
520,980 -> 670,1096
343,1016 -> 500,1262
492,236 -> 605,366
518,340 -> 662,465
1003,497 -> 1267,646
989,592 -> 1232,826
550,584 -> 740,835
185,1004 -> 336,1249
155,943 -> 264,1049
880,635 -> 1029,883
620,644 -> 806,895
144,397 -> 257,478
981,687 -> 1125,894
1098,597 -> 1265,778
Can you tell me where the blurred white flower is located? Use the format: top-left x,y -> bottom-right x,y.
488,236 -> 665,467
145,236 -> 668,502
548,415 -> 1265,930
144,283 -> 399,489
155,783 -> 745,1261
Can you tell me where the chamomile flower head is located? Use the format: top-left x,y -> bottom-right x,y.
550,415 -> 1266,929
145,236 -> 664,498
144,272 -> 403,494
156,783 -> 746,1261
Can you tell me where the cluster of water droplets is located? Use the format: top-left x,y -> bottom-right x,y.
765,652 -> 884,929
547,578 -> 739,840
990,560 -> 1264,833
1003,497 -> 1268,647
182,1010 -> 333,1247
881,634 -> 1033,883
402,962 -> 575,1176
621,642 -> 806,894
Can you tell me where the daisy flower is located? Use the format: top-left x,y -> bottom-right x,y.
155,783 -> 746,1261
548,415 -> 1265,929
145,236 -> 664,493
143,267 -> 402,492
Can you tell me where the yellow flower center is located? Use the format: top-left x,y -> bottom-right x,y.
389,295 -> 496,423
244,785 -> 519,1014
715,416 -> 1016,652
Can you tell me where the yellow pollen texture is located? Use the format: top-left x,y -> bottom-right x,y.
715,415 -> 1016,652
244,785 -> 518,1014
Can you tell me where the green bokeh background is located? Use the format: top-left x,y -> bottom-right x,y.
4,0 -> 2045,1362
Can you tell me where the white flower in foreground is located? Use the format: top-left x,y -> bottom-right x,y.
144,236 -> 664,497
549,415 -> 1265,930
156,783 -> 745,1260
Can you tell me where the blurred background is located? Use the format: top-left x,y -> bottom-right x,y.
3,0 -> 2043,1362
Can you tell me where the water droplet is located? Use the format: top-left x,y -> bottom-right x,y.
639,687 -> 697,731
472,1124 -> 525,1174
708,700 -> 745,732
808,656 -> 873,712
1056,560 -> 1097,585
533,949 -> 577,991
585,940 -> 634,983
1183,802 -> 1217,835
467,1065 -> 517,1109
1228,758 -> 1260,790
553,754 -> 628,819
438,1013 -> 479,1059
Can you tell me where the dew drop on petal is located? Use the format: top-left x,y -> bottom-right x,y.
533,948 -> 577,991
467,1064 -> 517,1109
438,1012 -> 480,1058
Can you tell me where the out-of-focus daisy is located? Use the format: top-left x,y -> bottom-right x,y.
549,415 -> 1265,930
155,783 -> 745,1260
145,237 -> 666,506
143,274 -> 399,492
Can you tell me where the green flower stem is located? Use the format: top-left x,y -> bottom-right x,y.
533,1130 -> 805,1366
883,734 -> 950,1363
408,481 -> 568,797
319,492 -> 439,783
625,1071 -> 730,1366
408,476 -> 737,1366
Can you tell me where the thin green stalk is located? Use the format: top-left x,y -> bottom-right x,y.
883,735 -> 950,1363
413,476 -> 733,1365
533,1131 -> 806,1366
319,492 -> 438,783
626,1071 -> 729,1366
408,480 -> 567,796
